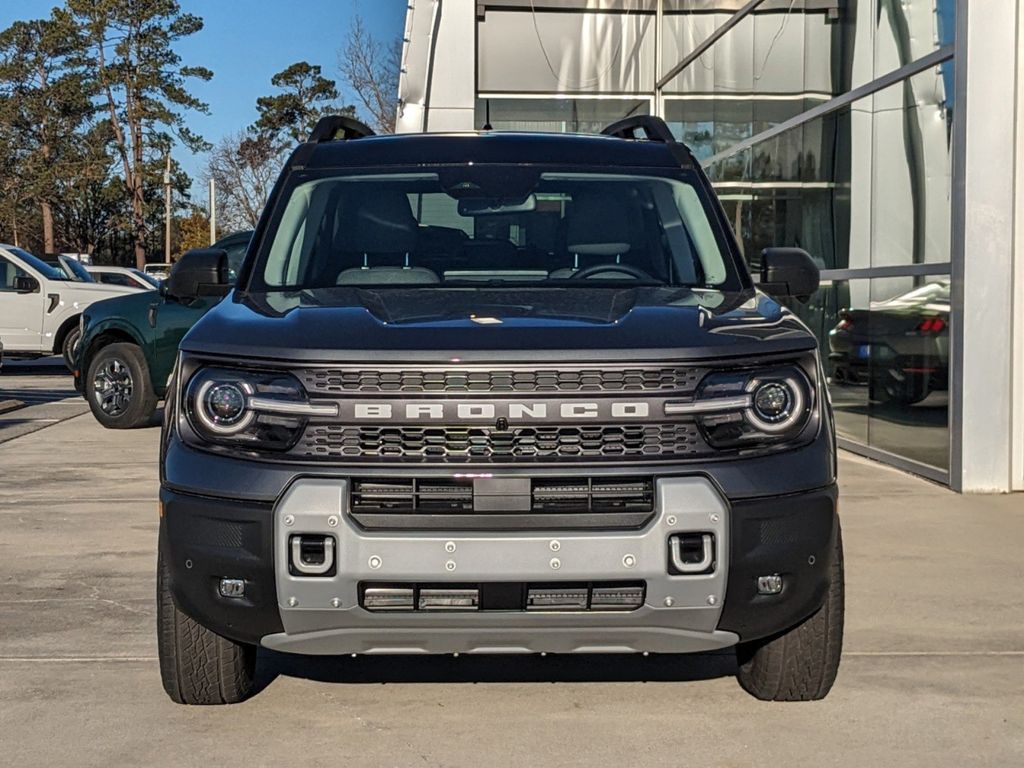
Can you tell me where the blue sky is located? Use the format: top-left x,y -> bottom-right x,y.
0,0 -> 407,199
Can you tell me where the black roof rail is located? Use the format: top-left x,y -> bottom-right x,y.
308,115 -> 376,143
600,115 -> 676,143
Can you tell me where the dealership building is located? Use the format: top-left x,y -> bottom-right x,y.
398,0 -> 1024,493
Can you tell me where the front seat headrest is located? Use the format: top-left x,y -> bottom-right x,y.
564,192 -> 632,257
346,190 -> 418,254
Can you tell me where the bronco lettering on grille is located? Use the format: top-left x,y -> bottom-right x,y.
350,401 -> 651,422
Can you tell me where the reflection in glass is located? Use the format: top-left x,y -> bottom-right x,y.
862,276 -> 950,470
473,98 -> 650,134
811,279 -> 870,447
817,276 -> 950,470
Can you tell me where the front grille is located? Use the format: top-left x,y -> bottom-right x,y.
351,478 -> 474,514
531,477 -> 654,513
349,476 -> 655,530
297,365 -> 705,394
295,423 -> 704,462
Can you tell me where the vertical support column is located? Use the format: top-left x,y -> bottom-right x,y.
951,0 -> 1020,492
653,0 -> 664,118
423,0 -> 477,132
1014,0 -> 1024,491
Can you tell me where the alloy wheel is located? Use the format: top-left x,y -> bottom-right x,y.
93,358 -> 134,416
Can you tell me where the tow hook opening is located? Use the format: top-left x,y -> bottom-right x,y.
289,534 -> 337,577
668,532 -> 716,575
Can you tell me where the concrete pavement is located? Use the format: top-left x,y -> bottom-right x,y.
0,357 -> 88,443
0,405 -> 1022,767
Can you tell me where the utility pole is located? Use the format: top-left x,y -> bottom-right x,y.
163,155 -> 172,262
209,178 -> 216,245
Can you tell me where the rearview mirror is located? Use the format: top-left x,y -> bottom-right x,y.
165,248 -> 229,302
13,275 -> 39,294
759,248 -> 820,302
457,195 -> 537,216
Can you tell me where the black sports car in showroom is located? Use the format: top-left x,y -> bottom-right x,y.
828,278 -> 949,405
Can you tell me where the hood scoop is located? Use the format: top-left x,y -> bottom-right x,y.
355,287 -> 637,325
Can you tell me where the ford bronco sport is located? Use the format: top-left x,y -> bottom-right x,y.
158,116 -> 842,705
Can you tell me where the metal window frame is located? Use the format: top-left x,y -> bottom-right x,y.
702,45 -> 955,167
837,438 -> 950,486
948,0 -> 969,492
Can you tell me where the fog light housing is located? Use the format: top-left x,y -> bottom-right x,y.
218,578 -> 246,598
756,574 -> 783,595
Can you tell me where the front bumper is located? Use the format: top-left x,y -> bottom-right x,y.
161,477 -> 838,654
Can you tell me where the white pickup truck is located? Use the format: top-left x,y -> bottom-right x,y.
0,245 -> 137,369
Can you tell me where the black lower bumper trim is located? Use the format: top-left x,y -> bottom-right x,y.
718,484 -> 839,642
160,488 -> 283,645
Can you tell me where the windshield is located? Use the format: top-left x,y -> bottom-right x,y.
253,169 -> 739,291
8,248 -> 65,280
59,256 -> 95,283
130,269 -> 161,288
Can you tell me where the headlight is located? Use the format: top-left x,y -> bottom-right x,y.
692,364 -> 815,450
183,367 -> 337,451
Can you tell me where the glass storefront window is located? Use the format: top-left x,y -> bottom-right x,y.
703,63 -> 954,472
474,97 -> 650,134
810,275 -> 952,471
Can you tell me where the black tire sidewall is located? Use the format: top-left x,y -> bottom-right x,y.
85,343 -> 156,429
62,326 -> 82,370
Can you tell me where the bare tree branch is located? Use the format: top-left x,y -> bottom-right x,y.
338,14 -> 400,133
206,131 -> 280,231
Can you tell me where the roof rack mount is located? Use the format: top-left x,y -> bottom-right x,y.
308,115 -> 376,143
600,116 -> 676,144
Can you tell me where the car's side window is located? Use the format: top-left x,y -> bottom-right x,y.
100,273 -> 132,287
225,244 -> 247,283
0,256 -> 29,292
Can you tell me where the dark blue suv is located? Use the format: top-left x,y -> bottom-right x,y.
157,116 -> 842,705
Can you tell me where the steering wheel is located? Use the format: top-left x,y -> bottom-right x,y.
570,263 -> 654,281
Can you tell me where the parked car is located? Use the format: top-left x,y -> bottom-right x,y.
86,265 -> 161,291
42,254 -> 95,283
74,231 -> 253,428
143,262 -> 173,280
0,245 -> 138,368
828,278 -> 950,404
155,115 -> 843,706
58,252 -> 92,265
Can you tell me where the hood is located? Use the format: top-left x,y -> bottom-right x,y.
82,287 -> 158,323
59,280 -> 141,300
180,286 -> 816,364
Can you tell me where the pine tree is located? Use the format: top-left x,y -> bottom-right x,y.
68,0 -> 212,268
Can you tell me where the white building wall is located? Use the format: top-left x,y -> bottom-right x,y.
397,0 -> 477,133
1012,0 -> 1024,491
954,0 -> 1019,491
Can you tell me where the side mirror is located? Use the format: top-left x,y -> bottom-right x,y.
165,249 -> 229,301
759,247 -> 820,302
13,275 -> 39,294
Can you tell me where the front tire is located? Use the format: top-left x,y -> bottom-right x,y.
61,326 -> 82,370
157,546 -> 257,705
85,343 -> 157,428
735,526 -> 844,701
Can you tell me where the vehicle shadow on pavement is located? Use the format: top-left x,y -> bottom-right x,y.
254,649 -> 738,688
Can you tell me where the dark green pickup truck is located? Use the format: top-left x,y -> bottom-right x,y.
74,231 -> 251,428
